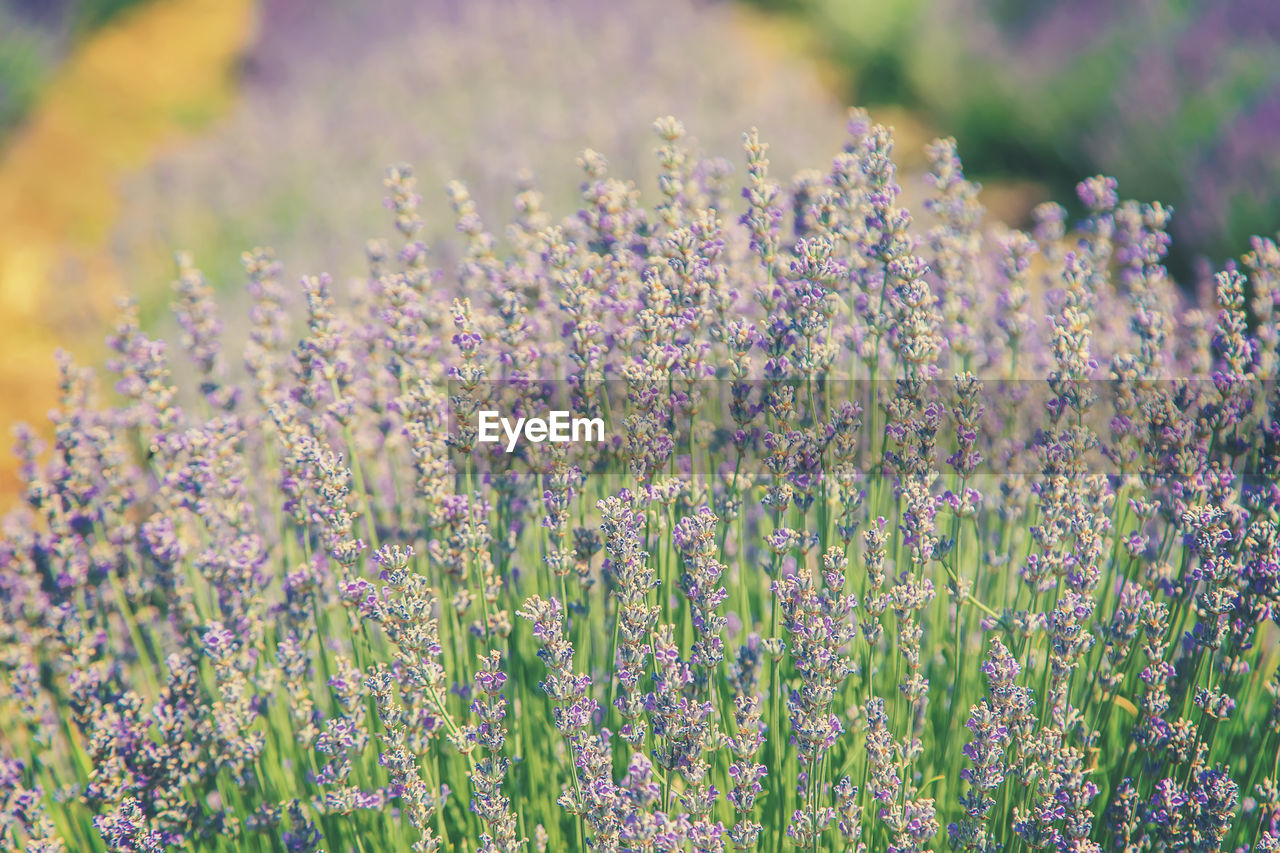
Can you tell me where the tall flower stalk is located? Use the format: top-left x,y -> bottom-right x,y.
0,112 -> 1277,853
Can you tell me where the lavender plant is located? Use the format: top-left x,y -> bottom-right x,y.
2,110 -> 1280,853
111,0 -> 847,295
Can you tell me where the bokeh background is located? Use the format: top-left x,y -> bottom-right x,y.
0,0 -> 1277,499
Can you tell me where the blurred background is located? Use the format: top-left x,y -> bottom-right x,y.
0,0 -> 1277,498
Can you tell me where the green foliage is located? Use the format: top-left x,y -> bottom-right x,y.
0,17 -> 54,143
774,0 -> 1280,267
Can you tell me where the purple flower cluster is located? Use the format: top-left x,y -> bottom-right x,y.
2,106 -> 1279,853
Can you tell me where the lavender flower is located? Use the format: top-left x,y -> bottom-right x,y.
2,106 -> 1278,853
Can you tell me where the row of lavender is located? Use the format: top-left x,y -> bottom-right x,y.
1,110 -> 1278,852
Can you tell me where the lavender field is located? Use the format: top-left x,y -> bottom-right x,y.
1,4 -> 1280,852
